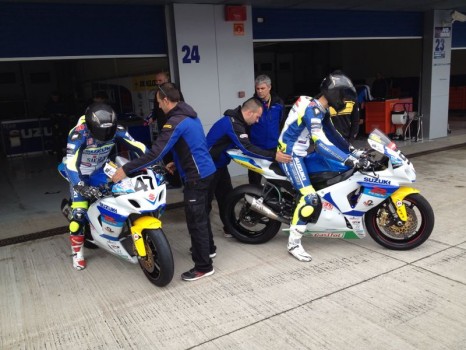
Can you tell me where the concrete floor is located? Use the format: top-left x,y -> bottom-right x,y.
0,122 -> 466,349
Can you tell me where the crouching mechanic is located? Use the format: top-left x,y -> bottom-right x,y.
64,103 -> 147,270
278,72 -> 365,262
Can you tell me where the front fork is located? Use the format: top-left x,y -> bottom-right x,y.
129,216 -> 162,257
388,187 -> 420,224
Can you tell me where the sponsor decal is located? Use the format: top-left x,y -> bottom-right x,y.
313,108 -> 320,115
67,143 -> 76,150
396,200 -> 403,207
363,177 -> 391,185
148,193 -> 156,201
107,242 -> 122,254
294,160 -> 307,179
163,124 -> 173,129
239,133 -> 248,139
70,133 -> 80,141
133,233 -> 141,241
311,118 -> 320,124
100,203 -> 117,213
308,100 -> 317,107
367,186 -> 388,198
312,232 -> 344,238
371,187 -> 386,195
322,202 -> 333,210
84,145 -> 113,154
105,226 -> 115,233
103,214 -> 116,223
364,200 -> 374,206
75,124 -> 85,132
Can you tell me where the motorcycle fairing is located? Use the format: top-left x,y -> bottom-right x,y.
229,154 -> 264,174
98,205 -> 126,228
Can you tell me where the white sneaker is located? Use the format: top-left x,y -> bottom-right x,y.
287,244 -> 312,262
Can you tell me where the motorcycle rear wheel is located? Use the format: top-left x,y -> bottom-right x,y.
224,184 -> 282,244
139,229 -> 174,287
365,193 -> 434,250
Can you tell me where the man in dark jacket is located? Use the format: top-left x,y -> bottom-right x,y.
206,98 -> 290,237
146,71 -> 184,188
112,83 -> 216,281
249,75 -> 285,185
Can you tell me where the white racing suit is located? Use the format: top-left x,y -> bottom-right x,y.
278,96 -> 352,261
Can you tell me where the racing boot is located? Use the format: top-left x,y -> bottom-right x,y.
287,225 -> 312,262
70,234 -> 86,270
287,187 -> 318,262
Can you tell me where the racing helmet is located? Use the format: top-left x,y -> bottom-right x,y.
85,103 -> 117,142
320,72 -> 357,112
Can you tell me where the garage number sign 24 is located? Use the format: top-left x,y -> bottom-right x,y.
182,45 -> 200,63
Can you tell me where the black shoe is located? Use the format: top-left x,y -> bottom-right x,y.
189,247 -> 216,258
181,268 -> 214,281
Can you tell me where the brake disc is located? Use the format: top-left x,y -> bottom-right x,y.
378,206 -> 418,238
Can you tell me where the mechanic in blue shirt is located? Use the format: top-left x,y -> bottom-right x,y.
249,75 -> 285,185
112,83 -> 217,282
206,97 -> 291,238
278,72 -> 364,262
63,103 -> 147,270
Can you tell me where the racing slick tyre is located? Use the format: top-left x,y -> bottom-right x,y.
139,229 -> 174,287
365,193 -> 434,250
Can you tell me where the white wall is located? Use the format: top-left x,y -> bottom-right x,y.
173,4 -> 255,131
421,10 -> 452,139
173,4 -> 255,175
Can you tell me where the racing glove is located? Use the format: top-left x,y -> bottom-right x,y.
344,157 -> 369,169
73,184 -> 102,200
350,148 -> 366,159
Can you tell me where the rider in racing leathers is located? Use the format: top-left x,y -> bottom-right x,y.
64,103 -> 147,270
277,72 -> 362,262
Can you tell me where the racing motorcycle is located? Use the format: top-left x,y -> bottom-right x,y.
58,156 -> 174,287
223,129 -> 434,250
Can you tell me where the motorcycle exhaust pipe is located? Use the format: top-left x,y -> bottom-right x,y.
244,194 -> 289,224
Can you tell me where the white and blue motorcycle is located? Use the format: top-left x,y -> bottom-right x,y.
58,156 -> 174,287
224,129 -> 434,250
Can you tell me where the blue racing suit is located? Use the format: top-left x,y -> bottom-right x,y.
206,106 -> 277,230
64,116 -> 147,235
278,96 -> 352,226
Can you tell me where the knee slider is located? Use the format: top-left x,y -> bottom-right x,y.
304,193 -> 319,207
299,193 -> 320,221
69,220 -> 83,234
72,208 -> 86,222
299,205 -> 314,219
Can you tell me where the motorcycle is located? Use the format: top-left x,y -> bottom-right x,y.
58,156 -> 174,287
223,129 -> 434,250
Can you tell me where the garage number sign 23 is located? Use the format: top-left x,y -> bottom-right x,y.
182,45 -> 200,63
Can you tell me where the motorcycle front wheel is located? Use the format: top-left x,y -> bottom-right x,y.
139,229 -> 174,287
365,193 -> 434,250
224,184 -> 282,244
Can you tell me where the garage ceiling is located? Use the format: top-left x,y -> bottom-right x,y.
2,0 -> 466,13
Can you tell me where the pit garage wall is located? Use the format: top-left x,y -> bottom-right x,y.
172,4 -> 255,132
171,4 -> 255,176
